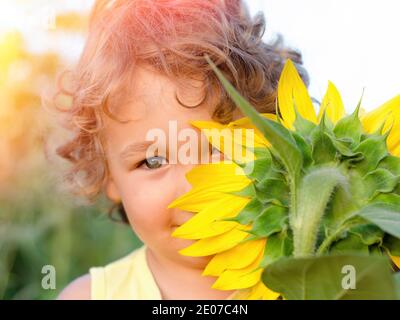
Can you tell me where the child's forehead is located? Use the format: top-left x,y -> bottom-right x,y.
105,64 -> 210,123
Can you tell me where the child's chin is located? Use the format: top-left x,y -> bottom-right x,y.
172,238 -> 213,269
176,253 -> 212,270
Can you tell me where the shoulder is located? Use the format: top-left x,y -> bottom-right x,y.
57,274 -> 91,300
57,247 -> 146,300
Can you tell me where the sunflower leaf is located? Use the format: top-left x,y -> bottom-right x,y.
357,203 -> 400,239
262,254 -> 397,300
395,273 -> 400,299
205,55 -> 303,180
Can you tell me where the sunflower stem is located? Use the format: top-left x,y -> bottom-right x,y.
291,166 -> 348,257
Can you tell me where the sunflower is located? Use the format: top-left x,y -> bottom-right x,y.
168,58 -> 400,299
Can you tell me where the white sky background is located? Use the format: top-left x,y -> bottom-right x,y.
0,0 -> 399,112
246,0 -> 400,112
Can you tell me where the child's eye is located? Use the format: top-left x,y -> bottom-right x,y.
138,156 -> 168,170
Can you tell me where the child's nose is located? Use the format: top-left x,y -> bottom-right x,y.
177,163 -> 196,195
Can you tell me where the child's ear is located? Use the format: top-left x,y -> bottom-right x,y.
104,176 -> 121,203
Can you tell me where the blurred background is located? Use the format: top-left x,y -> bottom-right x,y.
0,0 -> 399,299
0,0 -> 141,300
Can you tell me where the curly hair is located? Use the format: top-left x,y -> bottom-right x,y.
51,0 -> 309,221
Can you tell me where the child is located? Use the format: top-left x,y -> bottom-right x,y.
55,0 -> 308,300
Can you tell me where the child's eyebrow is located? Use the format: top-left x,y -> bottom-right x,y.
119,141 -> 154,161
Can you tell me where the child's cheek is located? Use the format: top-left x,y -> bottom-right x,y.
120,166 -> 191,243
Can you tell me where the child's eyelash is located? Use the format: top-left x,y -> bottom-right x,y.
130,145 -> 220,170
134,156 -> 168,170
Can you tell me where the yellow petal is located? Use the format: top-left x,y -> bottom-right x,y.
278,59 -> 317,129
211,249 -> 264,290
231,281 -> 280,300
246,282 -> 280,300
388,132 -> 400,156
172,195 -> 249,239
167,178 -> 251,212
186,162 -> 250,187
203,238 -> 266,276
178,226 -> 251,256
191,118 -> 270,156
229,113 -> 277,127
392,144 -> 400,158
361,95 -> 400,155
227,113 -> 276,148
191,125 -> 258,162
360,95 -> 400,133
318,81 -> 346,124
189,120 -> 226,130
391,255 -> 400,269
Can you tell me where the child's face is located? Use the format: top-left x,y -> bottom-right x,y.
102,64 -> 224,268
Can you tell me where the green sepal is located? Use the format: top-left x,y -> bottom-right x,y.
332,94 -> 363,147
378,155 -> 400,176
225,197 -> 264,225
292,131 -> 313,169
229,183 -> 256,198
362,168 -> 399,199
260,230 -> 293,268
249,205 -> 288,237
349,224 -> 384,246
235,155 -> 272,182
310,121 -> 337,165
255,177 -> 289,206
325,132 -> 364,160
395,273 -> 400,299
370,193 -> 400,208
329,233 -> 370,255
353,134 -> 389,174
293,103 -> 317,138
369,244 -> 384,256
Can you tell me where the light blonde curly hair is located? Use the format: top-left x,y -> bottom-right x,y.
52,0 -> 309,214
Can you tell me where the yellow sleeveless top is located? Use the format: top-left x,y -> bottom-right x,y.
89,246 -> 162,300
89,246 -> 237,300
